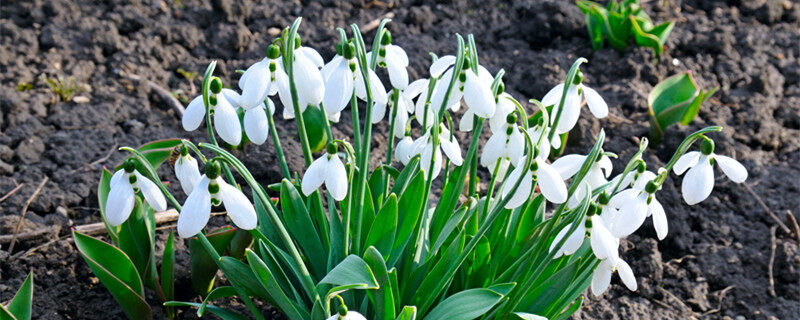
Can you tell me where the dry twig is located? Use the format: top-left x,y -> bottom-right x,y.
786,210 -> 800,250
0,182 -> 24,204
701,285 -> 734,316
8,177 -> 49,253
363,12 -> 395,32
768,225 -> 777,298
658,287 -> 699,319
744,182 -> 790,234
117,70 -> 185,117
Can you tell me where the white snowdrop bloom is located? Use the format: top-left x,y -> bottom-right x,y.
106,161 -> 168,226
501,156 -> 568,208
326,311 -> 367,320
177,164 -> 257,238
609,169 -> 657,193
223,89 -> 275,145
591,256 -> 637,296
321,42 -> 360,121
608,182 -> 667,239
486,93 -> 517,133
411,125 -> 463,180
428,55 -> 496,118
394,135 -> 416,166
673,142 -> 747,205
297,46 -> 324,69
368,31 -> 410,90
182,83 -> 242,146
301,144 -> 349,201
550,203 -> 619,260
174,151 -> 201,195
526,125 -> 560,161
382,79 -> 428,137
413,80 -> 438,130
279,46 -> 326,119
541,79 -> 608,134
238,45 -> 284,109
480,121 -> 524,168
553,153 -> 613,209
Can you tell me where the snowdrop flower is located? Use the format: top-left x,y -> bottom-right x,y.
553,152 -> 612,209
428,55 -> 496,118
368,31 -> 409,90
380,79 -> 427,137
541,72 -> 608,134
591,256 -> 637,296
222,89 -> 276,145
411,124 -> 463,180
480,113 -> 524,168
394,135 -> 416,166
279,42 -> 325,119
238,44 -> 284,109
106,159 -> 168,226
326,310 -> 367,320
607,180 -> 667,239
485,93 -> 517,133
608,163 -> 657,193
321,42 -> 358,122
413,79 -> 438,129
177,161 -> 257,238
526,124 -> 560,161
174,147 -> 201,195
501,155 -> 568,208
301,143 -> 348,201
673,139 -> 747,205
183,78 -> 242,146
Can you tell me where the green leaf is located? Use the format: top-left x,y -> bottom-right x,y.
137,138 -> 182,152
388,171 -> 425,266
97,168 -> 120,244
410,230 -> 466,311
369,167 -> 386,209
135,138 -> 182,172
6,271 -> 33,320
584,5 -> 606,50
553,296 -> 583,320
245,250 -> 309,320
218,256 -> 271,300
320,255 -> 379,289
630,16 -> 664,57
390,157 -> 420,196
363,247 -> 396,320
72,231 -> 152,320
514,195 -> 546,248
280,179 -> 326,279
605,11 -> 632,50
649,20 -> 675,46
118,198 -> 155,288
161,231 -> 176,318
423,283 -> 515,320
190,226 -> 236,296
229,228 -> 254,259
364,193 -> 398,258
164,301 -> 249,320
197,286 -> 238,317
302,105 -> 328,153
647,72 -> 717,142
396,306 -> 417,320
521,258 -> 581,314
514,312 -> 548,320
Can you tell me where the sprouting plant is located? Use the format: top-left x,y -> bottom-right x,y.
16,82 -> 33,92
0,271 -> 33,320
40,75 -> 88,102
648,72 -> 718,143
577,0 -> 675,58
72,17 -> 745,320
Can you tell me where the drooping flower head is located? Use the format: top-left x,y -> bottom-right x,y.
182,77 -> 243,146
174,145 -> 201,195
591,255 -> 637,296
541,70 -> 608,134
428,54 -> 496,119
106,159 -> 168,226
369,30 -> 409,90
673,138 -> 747,205
177,160 -> 257,238
301,142 -> 349,201
280,37 -> 326,119
411,124 -> 463,180
501,153 -> 568,209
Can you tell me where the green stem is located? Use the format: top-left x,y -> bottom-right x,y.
468,114 -> 479,196
351,24 -> 375,256
547,58 -> 587,142
266,101 -> 292,179
382,90 -> 400,199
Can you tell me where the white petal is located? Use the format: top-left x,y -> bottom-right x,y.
277,70 -> 297,119
562,223 -> 587,255
239,60 -> 271,108
221,89 -> 243,108
183,96 -> 206,131
321,55 -> 343,81
420,144 -> 443,180
371,100 -> 387,124
673,151 -> 701,175
106,177 -> 136,226
177,177 -> 211,238
536,159 -> 568,204
386,52 -> 409,89
134,172 -> 167,212
590,216 -> 618,260
459,109 -> 475,132
505,171 -> 533,209
489,94 -> 516,134
439,136 -> 463,166
244,106 -> 269,145
325,155 -> 348,201
295,54 -> 325,106
541,83 -> 564,108
682,158 -> 714,205
649,199 -> 668,240
611,194 -> 648,237
429,55 -> 456,78
395,137 -> 414,165
404,79 -> 429,101
609,188 -> 638,209
597,155 -> 613,178
507,127 -> 525,165
386,45 -> 409,67
631,171 -> 657,191
298,46 -> 324,68
481,133 -> 505,168
463,71 -> 496,118
550,224 -> 571,257
393,106 -> 409,139
301,156 -> 328,196
369,69 -> 388,105
552,154 -> 587,179
714,154 -> 747,183
582,85 -> 608,118
554,86 -> 581,134
175,156 -> 201,195
214,97 -> 242,145
109,169 -> 127,190
323,60 -> 355,114
219,181 -> 257,230
616,259 -> 637,291
591,260 -> 613,296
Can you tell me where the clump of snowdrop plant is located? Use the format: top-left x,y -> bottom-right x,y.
72,18 -> 746,320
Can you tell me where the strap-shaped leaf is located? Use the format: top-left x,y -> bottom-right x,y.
364,194 -> 398,258
647,72 -> 718,142
118,198 -> 155,288
164,301 -> 249,320
363,247 -> 396,320
396,306 -> 417,320
198,286 -> 238,317
514,312 -> 548,320
97,168 -> 121,244
218,256 -> 271,300
189,226 -> 236,296
388,171 -> 425,266
161,231 -> 176,318
6,271 -> 33,320
423,283 -> 516,320
280,180 -> 326,279
73,231 -> 151,319
245,250 -> 309,320
320,255 -> 379,289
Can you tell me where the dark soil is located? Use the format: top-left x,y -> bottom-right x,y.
1,0 -> 799,319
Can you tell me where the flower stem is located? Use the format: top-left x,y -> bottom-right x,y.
382,90 -> 400,199
266,101 -> 291,179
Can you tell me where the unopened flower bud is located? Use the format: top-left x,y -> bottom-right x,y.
343,42 -> 356,60
205,160 -> 221,180
506,112 -> 518,125
381,30 -> 392,46
573,70 -> 584,85
123,158 -> 137,173
210,77 -> 223,94
294,35 -> 301,49
326,142 -> 339,155
700,137 -> 715,155
645,180 -> 658,194
267,44 -> 280,59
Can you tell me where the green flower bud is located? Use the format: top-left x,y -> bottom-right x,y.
337,303 -> 348,317
123,158 -> 137,173
506,112 -> 518,125
700,137 -> 715,155
326,142 -> 339,155
335,42 -> 344,56
180,144 -> 189,156
210,77 -> 222,94
294,35 -> 301,49
645,180 -> 658,194
636,160 -> 646,173
381,30 -> 392,46
267,44 -> 280,59
598,192 -> 610,205
205,161 -> 221,180
496,82 -> 505,95
343,42 -> 356,60
587,203 -> 598,216
573,70 -> 584,85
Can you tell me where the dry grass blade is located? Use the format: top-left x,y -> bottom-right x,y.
8,177 -> 49,253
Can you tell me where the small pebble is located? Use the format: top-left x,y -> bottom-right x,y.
672,58 -> 680,66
